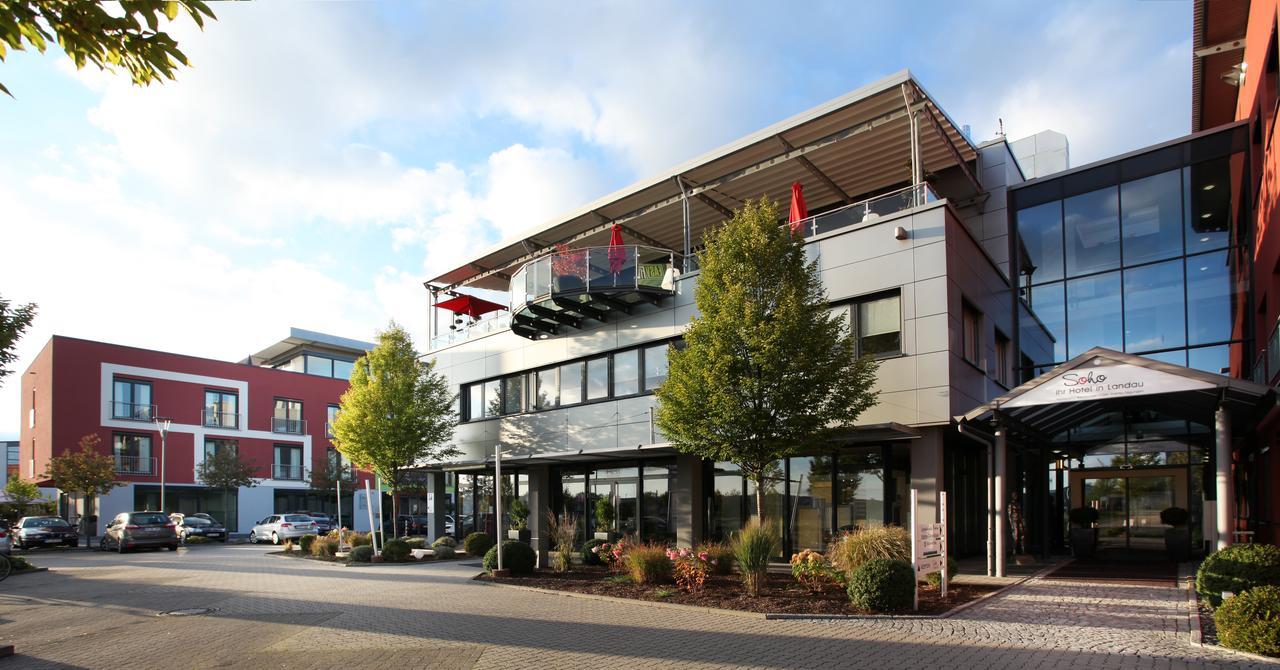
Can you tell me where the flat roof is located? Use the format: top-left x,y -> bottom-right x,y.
429,70 -> 979,292
247,328 -> 375,365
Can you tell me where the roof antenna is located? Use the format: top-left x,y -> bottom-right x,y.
998,118 -> 1005,137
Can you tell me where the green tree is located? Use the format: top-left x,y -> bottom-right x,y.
1,476 -> 42,522
332,322 -> 457,537
196,445 -> 258,530
0,0 -> 217,97
655,197 -> 879,519
307,450 -> 353,495
0,295 -> 36,385
45,434 -> 123,548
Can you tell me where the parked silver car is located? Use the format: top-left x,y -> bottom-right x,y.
248,514 -> 317,544
100,512 -> 178,553
13,516 -> 79,549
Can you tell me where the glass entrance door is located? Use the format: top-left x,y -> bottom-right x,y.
1082,475 -> 1174,549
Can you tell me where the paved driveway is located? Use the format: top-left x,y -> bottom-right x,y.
0,545 -> 1271,669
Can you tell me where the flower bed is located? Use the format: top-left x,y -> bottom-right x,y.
477,566 -> 995,616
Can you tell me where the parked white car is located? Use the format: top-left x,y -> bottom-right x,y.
247,514 -> 317,545
0,521 -> 11,556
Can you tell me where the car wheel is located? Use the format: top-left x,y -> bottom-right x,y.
167,544 -> 178,551
248,531 -> 257,544
98,537 -> 107,551
271,532 -> 280,545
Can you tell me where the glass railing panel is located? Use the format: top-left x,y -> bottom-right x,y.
532,256 -> 551,301
551,250 -> 588,293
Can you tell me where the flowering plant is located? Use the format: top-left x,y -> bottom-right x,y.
667,546 -> 716,593
592,539 -> 627,571
790,549 -> 839,592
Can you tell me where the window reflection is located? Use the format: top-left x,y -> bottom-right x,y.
789,455 -> 833,551
642,464 -> 676,543
559,362 -> 583,405
1123,260 -> 1185,353
1187,251 -> 1232,345
613,350 -> 639,397
1018,201 -> 1064,284
586,358 -> 609,400
1066,272 -> 1123,357
1029,281 -> 1067,363
837,448 -> 884,531
1065,187 -> 1120,275
1121,171 -> 1183,264
1185,160 -> 1231,253
710,462 -> 744,543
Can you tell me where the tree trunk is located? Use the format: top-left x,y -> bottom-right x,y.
755,476 -> 765,521
391,489 -> 399,538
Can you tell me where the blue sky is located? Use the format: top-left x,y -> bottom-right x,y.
0,0 -> 1192,438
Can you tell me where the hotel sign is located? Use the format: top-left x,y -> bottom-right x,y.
1002,359 -> 1215,408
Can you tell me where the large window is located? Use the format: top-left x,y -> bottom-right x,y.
273,444 -> 303,480
1123,260 -> 1185,353
994,331 -> 1012,387
559,362 -> 583,405
113,433 -> 153,475
643,344 -> 669,390
502,376 -> 524,415
1121,171 -> 1182,264
586,357 -> 609,400
1066,272 -> 1123,357
112,378 -> 152,421
273,398 -> 305,434
203,438 -> 236,459
326,405 -> 339,438
1064,187 -> 1120,276
612,350 -> 639,397
962,301 -> 982,365
535,368 -> 559,409
204,390 -> 238,429
833,291 -> 902,358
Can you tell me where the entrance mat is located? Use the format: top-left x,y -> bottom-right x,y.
1047,557 -> 1178,587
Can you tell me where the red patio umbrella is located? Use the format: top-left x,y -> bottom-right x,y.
435,294 -> 506,319
788,181 -> 808,236
608,223 -> 627,274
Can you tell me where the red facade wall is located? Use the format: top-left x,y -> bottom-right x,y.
20,335 -> 371,487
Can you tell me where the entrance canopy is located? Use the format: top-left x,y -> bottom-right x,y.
957,348 -> 1276,449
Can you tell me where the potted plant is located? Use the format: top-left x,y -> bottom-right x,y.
1160,506 -> 1190,562
594,498 -> 616,541
1068,507 -> 1100,558
507,498 -> 531,543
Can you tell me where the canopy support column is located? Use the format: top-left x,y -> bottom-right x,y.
1215,404 -> 1234,550
994,427 -> 1007,578
987,438 -> 995,577
675,176 -> 692,273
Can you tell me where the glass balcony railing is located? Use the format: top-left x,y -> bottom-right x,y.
114,455 -> 156,476
109,401 -> 155,422
509,245 -> 677,313
271,417 -> 307,435
202,409 -> 239,430
272,463 -> 304,480
795,183 -> 937,239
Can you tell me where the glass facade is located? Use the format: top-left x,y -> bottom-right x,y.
1015,145 -> 1245,375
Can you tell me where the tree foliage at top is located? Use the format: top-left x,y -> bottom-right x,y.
0,295 -> 36,386
196,445 -> 258,492
655,197 -> 879,519
45,434 -> 123,501
331,322 -> 457,534
0,0 -> 217,97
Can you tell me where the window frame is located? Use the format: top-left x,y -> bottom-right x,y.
961,299 -> 983,367
994,329 -> 1012,388
272,397 -> 305,435
203,389 -> 239,429
272,444 -> 304,481
111,377 -> 153,421
112,432 -> 154,475
831,289 -> 904,359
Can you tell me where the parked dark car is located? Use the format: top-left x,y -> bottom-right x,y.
397,515 -> 431,536
173,515 -> 227,542
100,511 -> 178,553
298,512 -> 334,535
13,516 -> 78,549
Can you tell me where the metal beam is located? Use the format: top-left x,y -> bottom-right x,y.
777,135 -> 853,204
553,297 -> 609,322
526,303 -> 581,329
918,99 -> 983,196
440,103 -> 916,292
1194,38 -> 1245,58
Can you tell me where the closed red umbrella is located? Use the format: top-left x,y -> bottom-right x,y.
788,181 -> 808,236
608,223 -> 626,273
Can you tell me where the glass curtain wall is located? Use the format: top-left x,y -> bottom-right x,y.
641,464 -> 676,543
1016,154 -> 1242,375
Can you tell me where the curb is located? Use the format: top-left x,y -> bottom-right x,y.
7,567 -> 50,577
476,578 -> 766,619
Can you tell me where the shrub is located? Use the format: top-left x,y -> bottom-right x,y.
582,539 -> 607,566
847,558 -> 915,612
403,536 -> 428,550
1197,544 -> 1280,607
432,535 -> 457,549
299,534 -> 318,554
624,543 -> 674,584
463,532 -> 494,557
433,544 -> 457,560
9,556 -> 31,571
482,540 -> 537,575
282,539 -> 295,552
925,556 -> 959,588
827,526 -> 909,581
732,519 -> 779,596
350,545 -> 374,563
1215,585 -> 1280,657
508,498 -> 530,530
791,549 -> 840,592
311,537 -> 339,558
546,512 -> 578,572
1068,507 -> 1100,528
667,546 -> 715,593
381,539 -> 412,563
697,541 -> 734,576
1160,507 -> 1190,527
349,532 -> 372,548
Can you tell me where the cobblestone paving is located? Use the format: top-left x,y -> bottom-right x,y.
0,545 -> 1271,669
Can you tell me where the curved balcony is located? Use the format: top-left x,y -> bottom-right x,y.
509,245 -> 677,339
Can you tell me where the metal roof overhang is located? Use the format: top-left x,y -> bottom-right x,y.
1192,0 -> 1248,132
429,70 -> 978,293
956,347 -> 1277,448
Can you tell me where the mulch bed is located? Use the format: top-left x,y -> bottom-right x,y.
477,566 -> 997,616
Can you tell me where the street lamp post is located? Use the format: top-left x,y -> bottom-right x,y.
153,417 -> 172,513
495,444 -> 504,572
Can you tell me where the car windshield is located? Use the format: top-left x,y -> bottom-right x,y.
183,518 -> 211,526
24,518 -> 71,528
283,515 -> 312,523
131,513 -> 169,525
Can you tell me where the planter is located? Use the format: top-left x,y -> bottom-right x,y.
1164,527 -> 1190,562
508,529 -> 531,543
1069,527 -> 1097,558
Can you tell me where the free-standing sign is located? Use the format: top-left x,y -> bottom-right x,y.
1001,358 -> 1214,408
911,489 -> 948,610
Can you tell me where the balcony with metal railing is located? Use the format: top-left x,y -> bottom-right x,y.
272,463 -> 304,480
202,409 -> 240,430
109,401 -> 156,422
272,417 -> 307,435
114,455 -> 156,476
792,183 -> 938,239
507,245 -> 678,340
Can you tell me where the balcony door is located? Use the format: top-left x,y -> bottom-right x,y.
274,445 -> 303,481
273,398 -> 304,434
